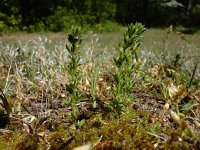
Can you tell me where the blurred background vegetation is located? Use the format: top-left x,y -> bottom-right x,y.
0,0 -> 200,32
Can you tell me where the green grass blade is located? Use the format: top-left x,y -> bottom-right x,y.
188,62 -> 199,90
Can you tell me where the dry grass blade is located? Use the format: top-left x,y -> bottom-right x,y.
0,129 -> 13,134
73,144 -> 91,150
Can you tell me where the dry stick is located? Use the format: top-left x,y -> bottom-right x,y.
193,95 -> 200,103
147,132 -> 166,141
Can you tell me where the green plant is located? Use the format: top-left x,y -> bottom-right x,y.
111,23 -> 145,115
147,123 -> 163,142
187,61 -> 199,92
0,88 -> 11,115
76,119 -> 86,129
88,56 -> 103,108
180,100 -> 196,113
65,26 -> 83,112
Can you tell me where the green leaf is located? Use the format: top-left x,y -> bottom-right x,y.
77,119 -> 85,128
188,62 -> 198,90
180,100 -> 196,112
149,123 -> 161,134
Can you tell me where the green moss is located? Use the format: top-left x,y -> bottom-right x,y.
66,110 -> 155,149
15,134 -> 39,150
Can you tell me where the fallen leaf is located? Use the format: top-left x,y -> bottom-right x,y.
168,83 -> 178,99
73,143 -> 91,150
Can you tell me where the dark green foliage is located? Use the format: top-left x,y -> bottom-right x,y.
0,88 -> 11,115
0,114 -> 9,128
65,26 -> 83,110
0,0 -> 200,32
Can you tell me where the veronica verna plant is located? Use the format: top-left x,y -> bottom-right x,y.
65,26 -> 83,112
111,23 -> 145,115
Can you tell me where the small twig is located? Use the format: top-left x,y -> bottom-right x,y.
181,55 -> 200,59
193,95 -> 200,103
0,129 -> 13,134
191,109 -> 198,118
59,135 -> 74,149
185,116 -> 200,122
91,135 -> 103,149
147,132 -> 166,141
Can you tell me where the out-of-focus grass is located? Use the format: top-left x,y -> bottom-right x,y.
1,28 -> 199,53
